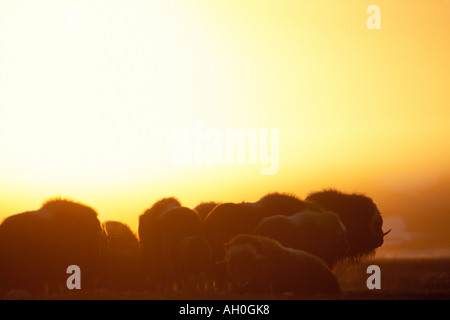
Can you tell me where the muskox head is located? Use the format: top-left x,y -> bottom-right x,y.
306,189 -> 390,260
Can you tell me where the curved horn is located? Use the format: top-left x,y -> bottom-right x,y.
383,229 -> 392,236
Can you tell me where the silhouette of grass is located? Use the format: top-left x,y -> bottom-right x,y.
19,258 -> 450,300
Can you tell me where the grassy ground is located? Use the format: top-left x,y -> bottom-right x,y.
334,257 -> 450,300
21,258 -> 449,300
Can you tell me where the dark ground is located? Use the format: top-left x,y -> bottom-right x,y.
21,258 -> 450,300
334,257 -> 450,300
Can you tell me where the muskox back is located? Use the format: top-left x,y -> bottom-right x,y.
203,193 -> 315,261
306,189 -> 389,261
253,210 -> 349,267
159,207 -> 204,246
255,192 -> 319,216
0,198 -> 102,295
39,199 -> 102,271
203,202 -> 261,261
194,202 -> 220,221
203,193 -> 317,290
224,234 -> 340,295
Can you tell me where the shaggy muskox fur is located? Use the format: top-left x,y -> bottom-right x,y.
99,220 -> 141,291
306,189 -> 389,261
203,192 -> 318,261
0,198 -> 102,295
138,197 -> 210,291
203,193 -> 321,290
224,234 -> 340,295
253,210 -> 349,267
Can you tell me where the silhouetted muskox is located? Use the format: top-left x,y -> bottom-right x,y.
223,234 -> 340,295
0,198 -> 102,295
194,202 -> 219,221
138,197 -> 180,288
203,193 -> 321,290
138,197 -> 211,291
203,193 -> 318,261
253,210 -> 349,267
306,189 -> 391,261
174,236 -> 213,291
99,220 -> 141,291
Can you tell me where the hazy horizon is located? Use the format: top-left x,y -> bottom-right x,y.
1,0 -> 449,259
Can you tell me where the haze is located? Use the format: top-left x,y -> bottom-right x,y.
0,0 -> 449,257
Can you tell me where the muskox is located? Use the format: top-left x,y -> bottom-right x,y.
306,189 -> 391,261
203,193 -> 321,290
99,220 -> 141,291
0,198 -> 102,295
138,197 -> 181,287
138,197 -> 211,291
253,210 -> 349,268
203,192 -> 318,261
223,234 -> 340,295
174,236 -> 213,291
194,202 -> 219,221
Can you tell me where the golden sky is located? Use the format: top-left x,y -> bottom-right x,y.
0,0 -> 449,249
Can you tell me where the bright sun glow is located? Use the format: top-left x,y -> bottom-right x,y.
1,0 -> 449,237
0,1 -> 227,184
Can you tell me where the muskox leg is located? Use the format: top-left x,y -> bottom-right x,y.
211,261 -> 231,292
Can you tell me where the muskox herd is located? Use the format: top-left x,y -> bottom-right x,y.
0,190 -> 390,298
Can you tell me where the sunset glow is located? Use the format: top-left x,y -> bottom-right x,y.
0,0 -> 449,256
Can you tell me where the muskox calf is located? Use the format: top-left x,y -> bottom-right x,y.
0,198 -> 102,296
253,210 -> 349,267
224,234 -> 340,295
